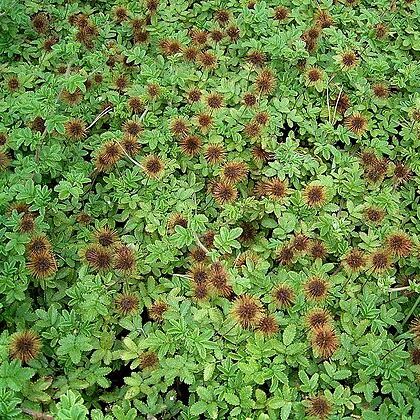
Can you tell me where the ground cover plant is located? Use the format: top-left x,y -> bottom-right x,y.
0,0 -> 420,418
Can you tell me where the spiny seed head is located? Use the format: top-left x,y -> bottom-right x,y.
121,135 -> 141,156
193,281 -> 209,300
303,184 -> 327,207
139,351 -> 158,370
272,284 -> 294,308
148,300 -> 168,321
95,141 -> 123,172
373,83 -> 389,99
359,150 -> 378,167
307,67 -> 323,84
315,10 -> 334,28
9,331 -> 41,363
306,308 -> 332,331
0,151 -> 11,171
84,244 -> 113,271
252,145 -> 274,162
311,327 -> 339,359
210,30 -> 224,43
277,246 -> 295,266
221,161 -> 248,184
167,213 -> 188,231
196,113 -> 213,131
206,93 -> 223,109
201,230 -> 215,249
204,144 -> 226,164
226,26 -> 240,41
215,9 -> 230,25
115,293 -> 139,315
343,248 -> 367,272
183,46 -> 199,61
95,227 -> 118,247
386,232 -> 412,257
274,6 -> 289,21
127,96 -> 145,114
0,132 -> 7,146
243,92 -> 257,107
266,178 -> 288,200
114,245 -> 136,272
364,206 -> 385,224
410,318 -> 420,341
307,395 -> 332,419
187,88 -> 202,103
310,240 -> 327,260
76,212 -> 91,225
114,6 -> 128,22
257,315 -> 279,336
370,250 -> 392,272
340,51 -> 358,69
27,252 -> 57,279
190,29 -> 208,46
7,77 -> 19,91
198,51 -> 217,69
189,263 -> 209,283
26,235 -> 51,255
123,120 -> 143,138
292,234 -> 310,252
43,37 -> 58,51
374,23 -> 388,39
159,38 -> 182,56
114,75 -> 129,91
143,155 -> 164,178
190,247 -> 207,262
411,347 -> 420,365
335,93 -> 350,114
232,295 -> 263,328
65,119 -> 87,140
393,162 -> 412,184
170,118 -> 189,138
244,121 -> 262,138
209,263 -> 232,297
210,180 -> 238,204
60,88 -> 83,106
20,214 -> 35,233
147,83 -> 160,98
254,111 -> 270,126
255,68 -> 276,95
146,0 -> 159,12
305,277 -> 329,301
247,50 -> 266,67
305,27 -> 321,41
31,12 -> 49,34
180,135 -> 202,156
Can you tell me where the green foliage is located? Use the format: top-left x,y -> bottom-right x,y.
0,0 -> 420,419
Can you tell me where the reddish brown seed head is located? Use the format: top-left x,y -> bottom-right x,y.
31,13 -> 49,34
231,295 -> 263,328
316,10 -> 334,28
303,185 -> 327,207
252,145 -> 273,162
190,247 -> 207,263
210,181 -> 238,205
410,318 -> 420,341
306,308 -> 332,331
393,162 -> 412,184
9,331 -> 41,363
148,301 -> 168,322
139,351 -> 158,370
206,93 -> 223,109
84,245 -> 113,271
266,178 -> 288,200
20,214 -> 35,233
27,252 -> 57,279
143,155 -> 164,178
221,161 -> 248,184
247,50 -> 266,67
370,250 -> 392,272
65,119 -> 87,140
123,120 -> 143,138
226,26 -> 240,41
386,232 -> 412,257
372,83 -> 389,99
0,151 -> 11,171
114,245 -> 136,272
121,135 -> 141,156
189,263 -> 209,283
95,141 -> 123,172
115,293 -> 139,315
26,235 -> 51,255
215,9 -> 230,25
196,113 -> 213,131
193,281 -> 209,300
340,51 -> 358,69
243,121 -> 262,138
346,113 -> 368,136
310,240 -> 327,260
343,248 -> 367,272
243,92 -> 257,107
291,234 -> 310,252
375,23 -> 388,39
255,68 -> 276,94
277,246 -> 295,266
254,111 -> 270,126
187,88 -> 202,103
311,327 -> 339,359
127,96 -> 145,114
167,213 -> 188,231
304,277 -> 329,301
257,315 -> 279,336
198,51 -> 217,69
170,118 -> 189,138
364,206 -> 385,224
180,135 -> 202,156
411,348 -> 420,365
272,284 -> 295,308
307,67 -> 323,83
273,6 -> 289,21
307,395 -> 332,419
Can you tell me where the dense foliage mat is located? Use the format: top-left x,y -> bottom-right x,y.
1,0 -> 420,419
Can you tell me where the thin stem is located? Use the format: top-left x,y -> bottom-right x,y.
388,286 -> 411,292
115,139 -> 145,171
403,294 -> 420,326
332,86 -> 343,124
193,233 -> 210,254
87,106 -> 113,129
